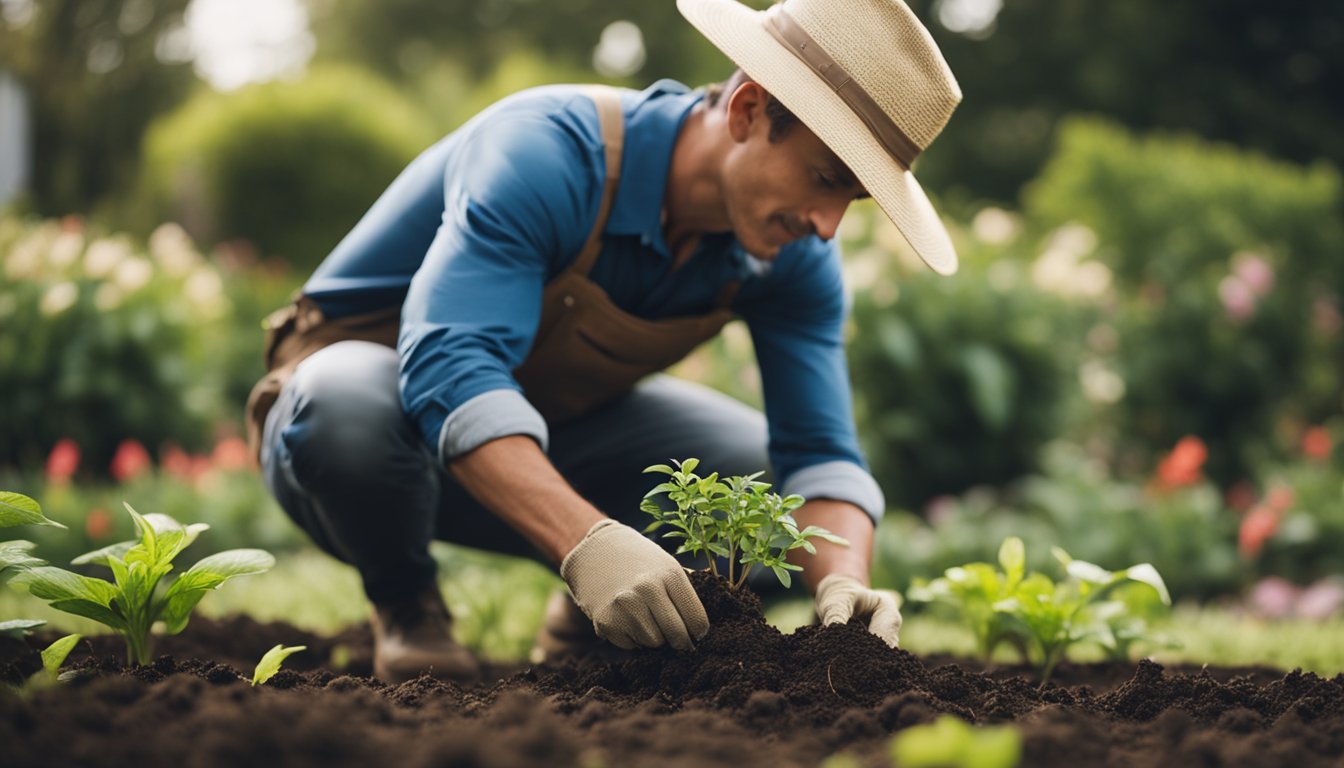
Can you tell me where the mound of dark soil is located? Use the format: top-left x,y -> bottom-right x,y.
2,571 -> 1341,767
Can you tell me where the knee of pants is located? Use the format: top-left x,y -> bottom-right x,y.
279,342 -> 426,491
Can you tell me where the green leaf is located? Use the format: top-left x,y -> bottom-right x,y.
11,566 -> 119,606
251,644 -> 306,686
158,549 -> 275,633
770,564 -> 791,588
0,492 -> 66,529
998,537 -> 1025,584
679,458 -> 700,475
1065,559 -> 1114,585
48,599 -> 127,630
0,619 -> 45,639
642,464 -> 675,476
72,541 -> 136,567
0,540 -> 46,582
960,344 -> 1014,432
40,634 -> 82,677
1122,564 -> 1172,605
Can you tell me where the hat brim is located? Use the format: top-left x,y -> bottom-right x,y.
678,0 -> 958,275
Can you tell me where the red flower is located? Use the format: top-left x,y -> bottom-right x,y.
85,507 -> 113,540
1302,427 -> 1331,460
160,443 -> 194,480
110,439 -> 152,483
45,439 -> 80,485
1224,480 -> 1258,514
1239,504 -> 1281,559
211,436 -> 251,472
1155,436 -> 1207,489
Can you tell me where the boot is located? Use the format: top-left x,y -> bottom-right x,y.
529,589 -> 623,664
370,582 -> 479,683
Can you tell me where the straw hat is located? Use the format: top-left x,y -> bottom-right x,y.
678,0 -> 963,275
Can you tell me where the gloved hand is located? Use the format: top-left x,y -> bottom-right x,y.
814,573 -> 903,647
560,519 -> 710,651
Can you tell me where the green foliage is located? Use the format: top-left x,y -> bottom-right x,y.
4,501 -> 273,665
640,458 -> 847,589
3,630 -> 82,699
889,715 -> 1021,768
0,216 -> 239,470
909,536 -> 1172,683
1023,118 -> 1344,483
141,66 -> 436,272
251,644 -> 306,686
846,231 -> 1082,510
1,492 -> 65,530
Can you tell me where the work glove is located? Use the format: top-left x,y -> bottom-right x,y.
560,519 -> 710,651
814,573 -> 903,647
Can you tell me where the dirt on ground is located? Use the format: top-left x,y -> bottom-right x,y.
2,571 -> 1342,767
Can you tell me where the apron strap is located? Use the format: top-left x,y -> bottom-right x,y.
568,86 -> 625,277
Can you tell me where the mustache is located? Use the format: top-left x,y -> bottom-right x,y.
770,213 -> 814,240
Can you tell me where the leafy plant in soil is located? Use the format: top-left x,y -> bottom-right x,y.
889,715 -> 1022,768
640,458 -> 847,588
1,491 -> 274,666
251,644 -> 306,686
909,536 -> 1172,683
0,621 -> 81,698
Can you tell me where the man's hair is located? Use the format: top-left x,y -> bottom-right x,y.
704,70 -> 800,142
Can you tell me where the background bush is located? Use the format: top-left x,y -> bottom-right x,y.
141,67 -> 436,273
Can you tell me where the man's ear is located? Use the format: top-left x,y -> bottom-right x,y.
725,81 -> 767,143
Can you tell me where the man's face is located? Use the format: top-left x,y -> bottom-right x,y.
720,85 -> 868,261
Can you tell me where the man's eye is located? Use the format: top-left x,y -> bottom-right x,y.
815,171 -> 838,189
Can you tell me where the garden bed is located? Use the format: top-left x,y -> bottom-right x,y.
3,571 -> 1342,767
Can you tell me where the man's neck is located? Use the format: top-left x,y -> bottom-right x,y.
662,103 -> 730,270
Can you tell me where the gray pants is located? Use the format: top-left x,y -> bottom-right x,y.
261,340 -> 771,604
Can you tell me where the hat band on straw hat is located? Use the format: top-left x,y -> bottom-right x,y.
763,5 -> 922,170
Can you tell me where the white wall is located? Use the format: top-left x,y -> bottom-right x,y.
0,70 -> 30,206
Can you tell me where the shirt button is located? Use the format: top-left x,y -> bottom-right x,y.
562,295 -> 575,307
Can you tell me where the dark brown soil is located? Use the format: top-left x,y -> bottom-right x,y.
2,571 -> 1342,767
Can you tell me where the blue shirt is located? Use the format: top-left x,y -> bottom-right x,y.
304,80 -> 884,521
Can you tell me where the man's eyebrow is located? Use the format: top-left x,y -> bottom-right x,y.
824,156 -> 870,199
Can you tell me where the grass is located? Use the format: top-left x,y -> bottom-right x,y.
4,547 -> 1343,674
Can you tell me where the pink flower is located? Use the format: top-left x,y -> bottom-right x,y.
1232,252 -> 1274,296
45,439 -> 80,485
211,436 -> 251,472
1155,436 -> 1207,489
1218,275 -> 1256,322
1302,426 -> 1331,460
1247,576 -> 1299,619
109,439 -> 152,483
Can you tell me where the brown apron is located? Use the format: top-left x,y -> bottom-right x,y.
245,86 -> 738,464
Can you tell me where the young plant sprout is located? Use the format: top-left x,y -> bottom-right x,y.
640,458 -> 848,589
908,536 -> 1173,684
2,498 -> 274,666
0,620 -> 82,699
252,644 -> 307,686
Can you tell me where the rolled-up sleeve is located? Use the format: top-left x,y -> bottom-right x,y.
740,241 -> 886,523
398,109 -> 599,465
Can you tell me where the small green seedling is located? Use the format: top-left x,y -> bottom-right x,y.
909,537 -> 1173,684
251,644 -> 307,686
889,715 -> 1022,768
641,458 -> 848,589
2,501 -> 274,666
1,621 -> 81,699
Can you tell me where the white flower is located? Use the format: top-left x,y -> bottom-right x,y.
1218,274 -> 1256,322
149,223 -> 201,278
971,207 -> 1022,246
40,282 -> 79,316
1231,251 -> 1274,297
1080,359 -> 1124,404
48,231 -> 85,271
83,238 -> 132,279
1045,223 -> 1098,258
94,283 -> 124,311
1073,261 -> 1112,299
185,268 -> 229,319
113,257 -> 154,293
5,236 -> 43,280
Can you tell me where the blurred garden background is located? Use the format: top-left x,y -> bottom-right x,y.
2,0 -> 1343,670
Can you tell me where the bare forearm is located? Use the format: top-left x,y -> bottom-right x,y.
447,435 -> 605,565
786,498 -> 874,593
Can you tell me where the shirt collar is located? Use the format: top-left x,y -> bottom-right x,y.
602,79 -> 704,259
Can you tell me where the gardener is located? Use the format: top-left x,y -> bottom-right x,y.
245,0 -> 962,683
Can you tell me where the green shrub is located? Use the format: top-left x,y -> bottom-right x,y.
0,217 -> 234,471
1023,117 -> 1344,483
142,66 -> 435,272
845,215 -> 1083,511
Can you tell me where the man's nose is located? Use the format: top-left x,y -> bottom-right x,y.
808,199 -> 849,241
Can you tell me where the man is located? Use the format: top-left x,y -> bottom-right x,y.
246,0 -> 961,683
